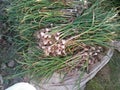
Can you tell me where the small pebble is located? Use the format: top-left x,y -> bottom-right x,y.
8,60 -> 15,68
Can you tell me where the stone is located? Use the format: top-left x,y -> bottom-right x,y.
7,60 -> 15,68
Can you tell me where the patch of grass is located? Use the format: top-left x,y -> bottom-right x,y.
85,79 -> 104,90
86,51 -> 120,90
